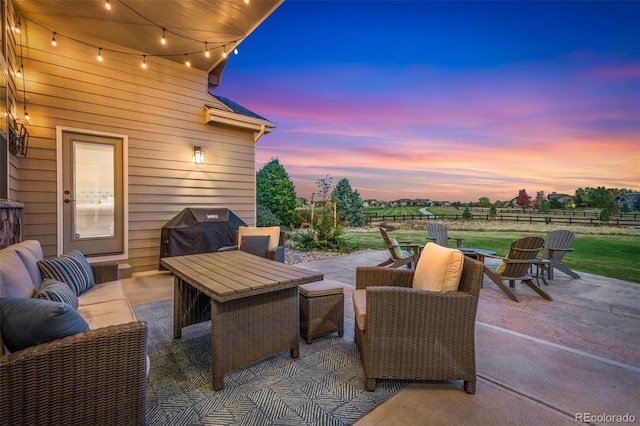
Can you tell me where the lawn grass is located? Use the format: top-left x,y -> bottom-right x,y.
342,228 -> 640,284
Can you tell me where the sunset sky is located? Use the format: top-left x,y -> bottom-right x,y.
216,1 -> 640,202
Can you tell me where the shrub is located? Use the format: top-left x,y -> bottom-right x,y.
256,204 -> 281,227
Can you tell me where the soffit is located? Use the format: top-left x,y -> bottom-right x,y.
13,0 -> 282,73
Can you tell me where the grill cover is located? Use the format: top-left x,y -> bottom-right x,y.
159,208 -> 247,268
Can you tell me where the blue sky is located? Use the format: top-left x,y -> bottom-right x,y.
216,0 -> 640,202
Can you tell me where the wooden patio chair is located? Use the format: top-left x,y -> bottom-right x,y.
541,229 -> 580,280
377,227 -> 422,269
427,223 -> 463,247
476,236 -> 552,302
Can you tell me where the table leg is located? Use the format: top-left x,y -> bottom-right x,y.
173,277 -> 211,339
210,287 -> 300,391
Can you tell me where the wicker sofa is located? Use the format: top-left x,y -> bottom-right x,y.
0,240 -> 147,426
353,252 -> 484,393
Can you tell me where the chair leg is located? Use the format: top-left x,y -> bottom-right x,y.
553,261 -> 580,279
483,267 -> 521,302
522,279 -> 553,301
464,380 -> 476,394
377,258 -> 393,267
365,378 -> 376,392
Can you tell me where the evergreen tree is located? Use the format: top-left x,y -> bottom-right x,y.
331,178 -> 365,227
256,158 -> 297,227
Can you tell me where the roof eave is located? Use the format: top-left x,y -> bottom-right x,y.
205,105 -> 277,138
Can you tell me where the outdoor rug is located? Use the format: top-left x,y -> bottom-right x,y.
134,299 -> 410,425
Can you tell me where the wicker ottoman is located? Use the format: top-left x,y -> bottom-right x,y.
299,280 -> 345,344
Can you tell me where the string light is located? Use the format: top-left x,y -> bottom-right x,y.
24,107 -> 30,122
141,55 -> 147,69
19,14 -> 247,71
105,0 -> 112,11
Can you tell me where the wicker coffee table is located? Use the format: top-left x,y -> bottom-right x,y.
161,250 -> 323,390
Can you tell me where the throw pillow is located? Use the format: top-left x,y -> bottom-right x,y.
0,249 -> 37,298
388,238 -> 404,259
412,242 -> 464,292
35,278 -> 80,309
38,250 -> 95,296
237,226 -> 281,251
239,235 -> 270,258
0,297 -> 89,353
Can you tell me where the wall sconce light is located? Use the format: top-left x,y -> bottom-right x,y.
194,146 -> 205,164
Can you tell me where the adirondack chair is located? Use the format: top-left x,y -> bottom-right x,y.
542,230 -> 580,279
476,236 -> 552,302
377,227 -> 422,269
427,223 -> 463,247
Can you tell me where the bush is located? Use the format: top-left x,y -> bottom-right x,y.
462,206 -> 473,220
256,205 -> 281,227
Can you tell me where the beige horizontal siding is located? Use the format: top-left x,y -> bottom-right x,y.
12,23 -> 261,272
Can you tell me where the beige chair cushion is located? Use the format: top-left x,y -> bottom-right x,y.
77,299 -> 136,330
352,289 -> 367,331
77,280 -> 127,306
299,280 -> 344,298
412,242 -> 464,292
237,226 -> 281,251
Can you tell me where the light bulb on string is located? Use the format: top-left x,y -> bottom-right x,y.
141,55 -> 147,69
16,65 -> 23,79
185,54 -> 191,67
51,32 -> 57,47
161,29 -> 167,45
14,17 -> 21,33
97,48 -> 103,62
24,107 -> 30,122
105,0 -> 111,11
222,48 -> 227,59
234,44 -> 239,55
204,42 -> 210,58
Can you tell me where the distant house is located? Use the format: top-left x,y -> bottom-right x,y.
615,192 -> 640,209
547,192 -> 574,207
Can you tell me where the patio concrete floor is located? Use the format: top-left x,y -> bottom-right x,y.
123,250 -> 640,425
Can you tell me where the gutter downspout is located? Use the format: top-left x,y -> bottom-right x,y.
254,124 -> 266,143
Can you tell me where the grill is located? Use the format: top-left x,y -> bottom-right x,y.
159,207 -> 247,268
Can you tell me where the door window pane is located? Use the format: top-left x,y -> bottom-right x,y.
73,142 -> 115,239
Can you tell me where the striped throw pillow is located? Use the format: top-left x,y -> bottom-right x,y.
35,278 -> 79,309
37,250 -> 95,296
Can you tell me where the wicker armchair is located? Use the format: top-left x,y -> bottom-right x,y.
0,262 -> 148,426
353,256 -> 484,393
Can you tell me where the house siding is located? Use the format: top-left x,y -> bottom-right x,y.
12,24 -> 259,272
